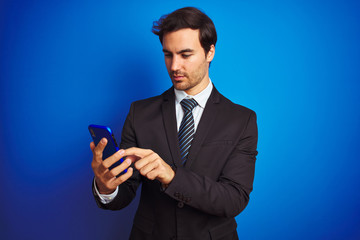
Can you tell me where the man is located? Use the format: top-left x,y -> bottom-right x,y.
91,7 -> 258,240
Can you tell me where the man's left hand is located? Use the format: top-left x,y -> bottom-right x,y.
123,147 -> 175,185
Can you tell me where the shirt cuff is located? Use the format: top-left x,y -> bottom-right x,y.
93,178 -> 118,204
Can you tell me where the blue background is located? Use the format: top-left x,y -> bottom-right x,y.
1,0 -> 359,239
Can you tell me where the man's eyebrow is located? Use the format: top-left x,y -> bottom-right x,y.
162,48 -> 194,54
177,48 -> 194,54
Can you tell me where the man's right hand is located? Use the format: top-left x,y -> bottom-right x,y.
90,138 -> 133,194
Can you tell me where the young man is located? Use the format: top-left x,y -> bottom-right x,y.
91,7 -> 258,240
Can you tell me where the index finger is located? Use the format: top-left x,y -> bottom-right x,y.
123,147 -> 152,159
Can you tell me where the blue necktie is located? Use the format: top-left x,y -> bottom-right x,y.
178,98 -> 198,164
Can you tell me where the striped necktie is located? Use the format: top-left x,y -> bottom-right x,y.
178,98 -> 198,164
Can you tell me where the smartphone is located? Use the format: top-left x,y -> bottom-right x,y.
88,124 -> 127,174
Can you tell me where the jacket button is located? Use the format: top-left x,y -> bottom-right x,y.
177,201 -> 184,208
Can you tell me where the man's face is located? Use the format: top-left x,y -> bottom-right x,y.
162,28 -> 215,95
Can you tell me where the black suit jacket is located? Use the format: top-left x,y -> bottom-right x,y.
93,86 -> 258,240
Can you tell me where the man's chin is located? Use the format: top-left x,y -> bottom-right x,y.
173,83 -> 189,91
173,81 -> 187,90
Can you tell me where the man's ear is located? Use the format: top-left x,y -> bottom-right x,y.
206,45 -> 215,63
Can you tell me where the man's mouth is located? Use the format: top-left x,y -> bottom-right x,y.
172,71 -> 187,81
173,75 -> 185,81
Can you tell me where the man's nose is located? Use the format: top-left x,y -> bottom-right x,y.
170,56 -> 181,72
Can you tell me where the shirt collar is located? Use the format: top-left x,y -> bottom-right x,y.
174,79 -> 213,109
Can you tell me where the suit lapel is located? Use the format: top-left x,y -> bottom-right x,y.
185,87 -> 221,168
161,88 -> 182,167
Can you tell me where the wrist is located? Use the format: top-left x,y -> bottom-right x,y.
95,178 -> 115,195
163,165 -> 177,187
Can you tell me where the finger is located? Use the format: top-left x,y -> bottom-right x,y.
125,155 -> 139,164
145,163 -> 174,184
94,149 -> 123,176
108,158 -> 132,177
145,168 -> 163,181
100,151 -> 129,181
135,152 -> 159,170
123,147 -> 152,159
91,141 -> 102,172
102,149 -> 125,169
90,141 -> 99,169
96,163 -> 110,177
90,141 -> 95,151
112,167 -> 134,186
138,159 -> 160,178
93,138 -> 108,163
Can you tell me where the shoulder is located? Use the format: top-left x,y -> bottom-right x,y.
129,87 -> 173,111
213,87 -> 256,117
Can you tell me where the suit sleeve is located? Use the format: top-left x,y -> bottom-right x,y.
92,102 -> 142,210
165,111 -> 258,218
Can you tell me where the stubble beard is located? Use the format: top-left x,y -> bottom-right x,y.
171,66 -> 208,93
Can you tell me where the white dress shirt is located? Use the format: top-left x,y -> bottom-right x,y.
95,80 -> 213,204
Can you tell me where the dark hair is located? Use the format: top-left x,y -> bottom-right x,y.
152,7 -> 217,55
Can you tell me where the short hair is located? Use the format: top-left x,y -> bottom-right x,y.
152,7 -> 217,55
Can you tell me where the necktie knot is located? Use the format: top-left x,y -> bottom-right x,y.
180,98 -> 198,113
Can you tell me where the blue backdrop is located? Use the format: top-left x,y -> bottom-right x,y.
1,0 -> 359,239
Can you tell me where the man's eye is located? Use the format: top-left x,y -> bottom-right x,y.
182,54 -> 191,58
164,54 -> 172,58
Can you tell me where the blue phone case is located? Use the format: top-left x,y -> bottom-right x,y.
88,124 -> 127,174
